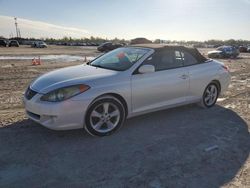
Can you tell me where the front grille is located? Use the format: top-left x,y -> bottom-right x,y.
25,87 -> 37,100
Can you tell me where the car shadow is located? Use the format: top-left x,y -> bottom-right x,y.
0,105 -> 249,188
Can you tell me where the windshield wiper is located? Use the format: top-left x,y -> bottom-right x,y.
89,64 -> 120,71
90,64 -> 106,69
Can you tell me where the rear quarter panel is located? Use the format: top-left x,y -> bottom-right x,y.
186,60 -> 221,101
214,60 -> 231,94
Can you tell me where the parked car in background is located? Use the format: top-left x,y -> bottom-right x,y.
0,39 -> 8,47
8,40 -> 19,47
31,41 -> 48,48
97,42 -> 123,52
239,46 -> 247,53
247,46 -> 250,53
208,46 -> 240,58
24,44 -> 231,136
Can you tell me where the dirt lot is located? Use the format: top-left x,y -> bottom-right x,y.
0,46 -> 249,187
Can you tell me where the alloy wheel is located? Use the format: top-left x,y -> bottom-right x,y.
90,102 -> 121,133
204,84 -> 218,106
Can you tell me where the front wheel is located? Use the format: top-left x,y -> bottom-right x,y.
200,83 -> 219,108
84,97 -> 125,136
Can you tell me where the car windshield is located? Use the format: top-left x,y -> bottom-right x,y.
217,46 -> 233,52
90,47 -> 150,71
216,47 -> 224,51
101,42 -> 111,46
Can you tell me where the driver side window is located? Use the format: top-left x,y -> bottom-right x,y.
143,50 -> 184,71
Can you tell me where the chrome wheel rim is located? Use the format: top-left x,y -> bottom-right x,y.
204,85 -> 218,106
90,102 -> 120,133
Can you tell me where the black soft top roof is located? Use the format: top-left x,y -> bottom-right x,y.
130,44 -> 207,63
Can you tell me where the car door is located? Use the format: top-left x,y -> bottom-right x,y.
131,49 -> 189,114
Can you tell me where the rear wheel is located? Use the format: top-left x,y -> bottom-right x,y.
85,97 -> 125,136
200,83 -> 219,108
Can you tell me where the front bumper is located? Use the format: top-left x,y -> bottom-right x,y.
23,93 -> 91,130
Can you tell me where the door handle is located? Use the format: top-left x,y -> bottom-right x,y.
180,74 -> 189,79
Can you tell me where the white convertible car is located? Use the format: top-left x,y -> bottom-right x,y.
24,44 -> 231,136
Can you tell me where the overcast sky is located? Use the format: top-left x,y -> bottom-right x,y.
0,0 -> 250,40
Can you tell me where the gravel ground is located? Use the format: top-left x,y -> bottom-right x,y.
0,46 -> 249,187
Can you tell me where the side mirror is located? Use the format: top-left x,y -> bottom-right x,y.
138,65 -> 155,74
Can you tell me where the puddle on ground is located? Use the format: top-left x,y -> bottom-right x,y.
225,104 -> 236,109
217,98 -> 226,102
0,55 -> 95,62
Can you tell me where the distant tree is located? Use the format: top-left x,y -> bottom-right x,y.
11,35 -> 250,47
154,39 -> 161,43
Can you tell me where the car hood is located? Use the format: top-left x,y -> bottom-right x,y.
30,64 -> 117,94
208,50 -> 222,54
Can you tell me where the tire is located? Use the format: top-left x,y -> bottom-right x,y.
200,83 -> 219,108
84,97 -> 125,136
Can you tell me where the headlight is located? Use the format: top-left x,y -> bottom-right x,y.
40,84 -> 90,102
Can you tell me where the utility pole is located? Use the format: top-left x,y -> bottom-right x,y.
14,17 -> 21,38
